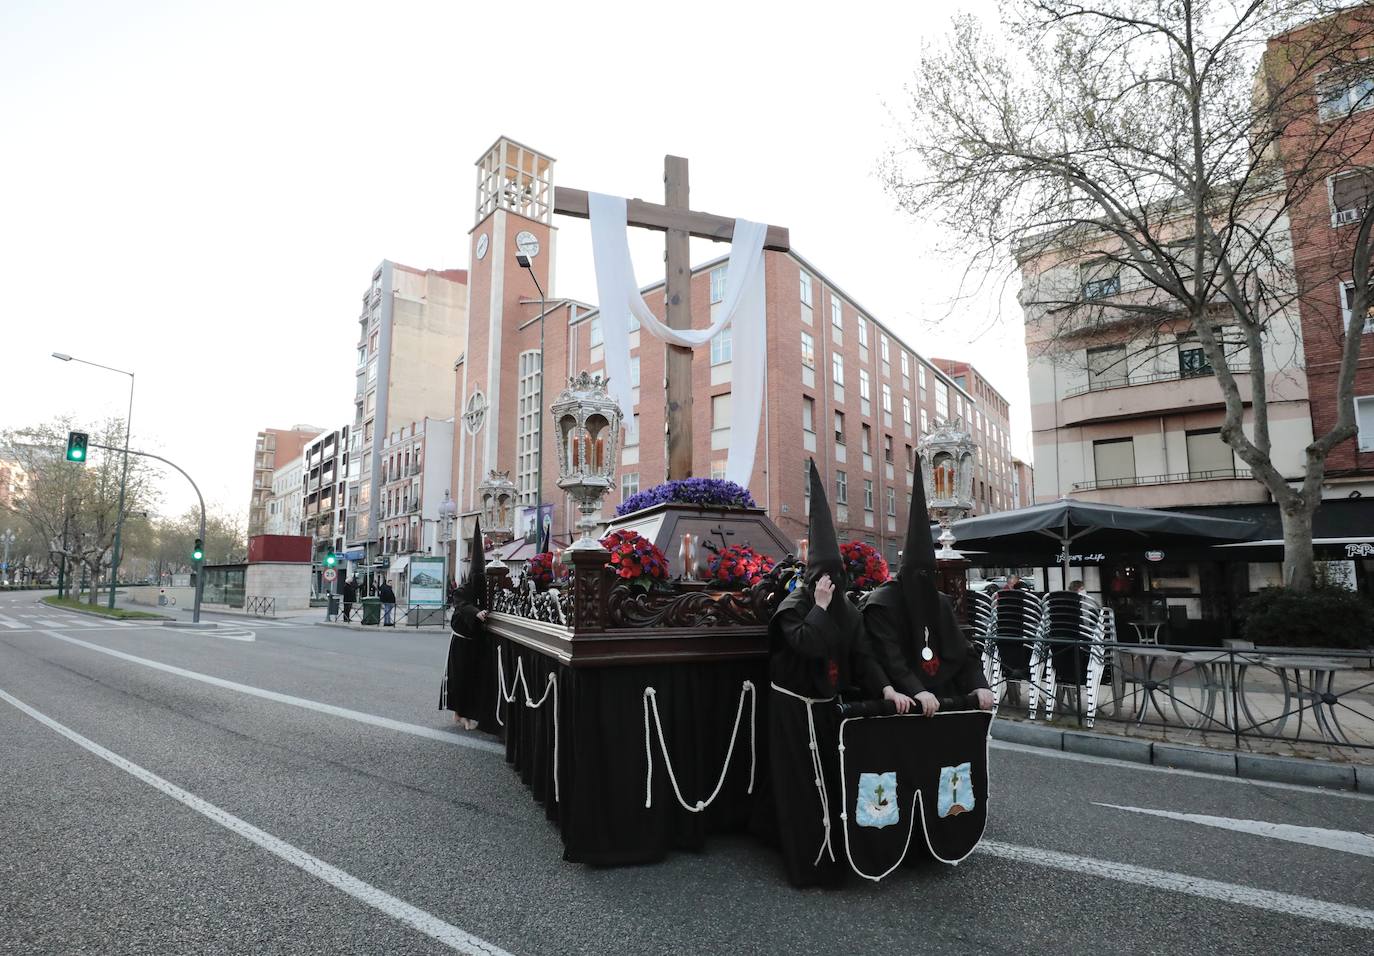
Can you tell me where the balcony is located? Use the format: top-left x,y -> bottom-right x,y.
1060,368 -> 1251,426
1071,468 -> 1266,508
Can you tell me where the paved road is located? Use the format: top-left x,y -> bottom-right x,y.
2,589 -> 1371,955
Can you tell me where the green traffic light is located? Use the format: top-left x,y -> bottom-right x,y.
325,553 -> 337,567
192,538 -> 204,562
65,431 -> 89,463
70,449 -> 83,460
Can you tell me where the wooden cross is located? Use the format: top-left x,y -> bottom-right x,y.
554,157 -> 790,481
707,524 -> 735,551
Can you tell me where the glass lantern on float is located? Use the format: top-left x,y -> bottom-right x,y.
552,371 -> 622,551
477,470 -> 518,572
917,417 -> 977,560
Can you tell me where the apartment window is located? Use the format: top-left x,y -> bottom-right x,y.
802,396 -> 815,433
713,393 -> 732,432
803,463 -> 811,503
921,409 -> 929,433
859,369 -> 871,402
628,312 -> 640,332
861,425 -> 872,455
1087,344 -> 1128,389
517,350 -> 542,504
621,472 -> 640,499
356,347 -> 367,367
1330,169 -> 1374,226
711,327 -> 733,365
863,479 -> 874,511
935,382 -> 949,420
1081,258 -> 1121,299
799,271 -> 813,307
884,434 -> 894,463
832,353 -> 844,386
1318,66 -> 1374,121
880,335 -> 890,363
857,317 -> 869,347
834,410 -> 846,444
831,296 -> 843,329
1340,280 -> 1374,333
886,487 -> 897,517
902,396 -> 913,425
589,317 -> 604,348
626,413 -> 640,446
835,470 -> 848,505
882,384 -> 893,413
629,355 -> 641,387
1092,437 -> 1136,485
1177,335 -> 1211,377
918,364 -> 927,393
1357,396 -> 1374,451
710,461 -> 727,480
900,352 -> 910,380
1186,429 -> 1234,477
710,265 -> 727,304
800,331 -> 816,368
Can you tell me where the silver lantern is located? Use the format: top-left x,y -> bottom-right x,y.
917,417 -> 977,559
551,371 -> 623,551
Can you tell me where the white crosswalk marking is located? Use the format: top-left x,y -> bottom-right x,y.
0,616 -> 23,629
0,612 -> 139,631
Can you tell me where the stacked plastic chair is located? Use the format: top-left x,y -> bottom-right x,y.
987,588 -> 1047,718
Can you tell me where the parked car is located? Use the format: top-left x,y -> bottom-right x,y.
968,576 -> 1007,595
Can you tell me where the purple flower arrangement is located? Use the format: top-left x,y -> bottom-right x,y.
615,478 -> 757,517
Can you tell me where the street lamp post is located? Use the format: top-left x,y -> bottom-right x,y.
52,352 -> 134,609
1,529 -> 14,586
516,251 -> 547,551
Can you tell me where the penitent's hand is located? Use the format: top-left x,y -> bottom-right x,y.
476,610 -> 489,622
974,687 -> 995,711
883,685 -> 916,715
915,691 -> 940,717
814,574 -> 834,610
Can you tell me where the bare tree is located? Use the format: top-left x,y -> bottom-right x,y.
884,0 -> 1374,590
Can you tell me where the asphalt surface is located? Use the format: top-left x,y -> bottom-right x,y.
2,589 -> 1371,955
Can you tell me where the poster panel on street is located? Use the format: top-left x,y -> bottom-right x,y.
409,556 -> 446,605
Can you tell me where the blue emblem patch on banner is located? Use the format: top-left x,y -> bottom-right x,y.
856,771 -> 900,829
937,762 -> 975,818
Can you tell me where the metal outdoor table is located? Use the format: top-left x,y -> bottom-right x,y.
1247,655 -> 1361,744
1114,646 -> 1186,726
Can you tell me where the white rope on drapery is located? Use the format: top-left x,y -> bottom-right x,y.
497,653 -> 560,803
589,193 -> 769,487
770,682 -> 837,865
641,680 -> 756,813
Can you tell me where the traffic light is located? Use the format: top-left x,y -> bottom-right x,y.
324,552 -> 338,568
192,539 -> 204,562
65,431 -> 88,463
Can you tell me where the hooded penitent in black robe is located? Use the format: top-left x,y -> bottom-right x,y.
769,459 -> 888,888
440,521 -> 496,730
861,463 -> 989,701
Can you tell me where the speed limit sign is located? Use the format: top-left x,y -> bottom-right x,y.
323,568 -> 337,582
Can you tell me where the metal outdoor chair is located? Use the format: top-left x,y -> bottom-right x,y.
987,588 -> 1050,719
1040,591 -> 1113,727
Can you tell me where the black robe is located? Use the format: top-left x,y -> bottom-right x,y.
767,587 -> 886,888
440,581 -> 497,731
861,582 -> 989,699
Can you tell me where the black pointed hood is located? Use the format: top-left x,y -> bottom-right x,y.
806,458 -> 846,589
899,462 -> 941,632
466,518 -> 488,610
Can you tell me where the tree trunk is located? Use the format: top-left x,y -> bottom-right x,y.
1280,504 -> 1316,593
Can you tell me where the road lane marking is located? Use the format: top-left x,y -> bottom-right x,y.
0,616 -> 23,629
0,688 -> 514,956
978,839 -> 1374,930
1095,803 -> 1374,858
990,739 -> 1374,802
34,630 -> 504,754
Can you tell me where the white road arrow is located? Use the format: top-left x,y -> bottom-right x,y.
1096,803 -> 1374,858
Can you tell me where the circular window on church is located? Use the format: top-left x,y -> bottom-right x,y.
463,390 -> 488,435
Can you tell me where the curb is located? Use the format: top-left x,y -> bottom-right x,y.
991,718 -> 1363,792
38,600 -> 170,624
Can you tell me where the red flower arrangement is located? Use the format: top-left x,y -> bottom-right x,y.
599,529 -> 670,587
841,540 -> 890,591
526,552 -> 567,590
707,544 -> 776,588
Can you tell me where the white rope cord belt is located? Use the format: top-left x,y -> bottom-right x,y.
770,682 -> 837,865
642,680 -> 756,813
496,653 -> 560,803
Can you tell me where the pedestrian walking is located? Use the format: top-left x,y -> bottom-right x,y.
342,577 -> 358,622
379,580 -> 397,626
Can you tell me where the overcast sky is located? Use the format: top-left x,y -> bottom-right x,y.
1,0 -> 1027,519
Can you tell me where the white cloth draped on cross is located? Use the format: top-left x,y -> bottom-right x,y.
588,192 -> 768,488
